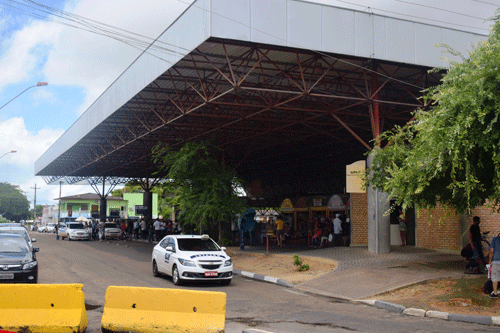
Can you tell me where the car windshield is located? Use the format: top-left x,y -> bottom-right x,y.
47,223 -> 55,227
105,223 -> 118,228
0,236 -> 29,253
177,238 -> 220,251
68,224 -> 84,229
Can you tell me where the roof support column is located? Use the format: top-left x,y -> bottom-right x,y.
100,176 -> 107,222
371,65 -> 381,147
367,151 -> 391,254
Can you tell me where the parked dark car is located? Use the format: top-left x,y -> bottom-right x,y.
0,234 -> 39,283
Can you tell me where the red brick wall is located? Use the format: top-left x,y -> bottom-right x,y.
350,193 -> 368,245
416,205 -> 461,251
470,205 -> 500,237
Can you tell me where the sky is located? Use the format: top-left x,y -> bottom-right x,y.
0,0 -> 498,209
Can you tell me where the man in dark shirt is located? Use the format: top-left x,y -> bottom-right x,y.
470,216 -> 487,268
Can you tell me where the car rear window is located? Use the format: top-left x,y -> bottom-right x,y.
105,223 -> 118,228
177,238 -> 220,251
68,224 -> 85,229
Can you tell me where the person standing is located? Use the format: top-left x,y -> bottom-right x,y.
153,219 -> 161,241
133,219 -> 140,239
488,232 -> 500,298
275,216 -> 285,247
470,216 -> 487,268
332,214 -> 342,246
140,219 -> 147,239
398,209 -> 407,247
55,222 -> 59,240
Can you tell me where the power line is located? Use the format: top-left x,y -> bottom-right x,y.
395,0 -> 490,21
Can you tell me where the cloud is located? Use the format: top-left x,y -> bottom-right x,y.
0,20 -> 60,93
42,0 -> 192,115
31,88 -> 56,105
0,117 -> 64,166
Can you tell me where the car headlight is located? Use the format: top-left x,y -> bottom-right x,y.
224,259 -> 232,267
23,261 -> 37,270
178,258 -> 196,267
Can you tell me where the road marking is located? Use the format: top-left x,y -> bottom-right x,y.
284,289 -> 307,297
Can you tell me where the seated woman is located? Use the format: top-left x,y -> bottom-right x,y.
319,224 -> 333,248
311,223 -> 322,245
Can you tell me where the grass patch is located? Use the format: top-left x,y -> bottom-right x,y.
434,276 -> 496,307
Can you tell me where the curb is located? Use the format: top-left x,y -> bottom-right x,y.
360,299 -> 500,326
233,269 -> 500,328
233,269 -> 294,288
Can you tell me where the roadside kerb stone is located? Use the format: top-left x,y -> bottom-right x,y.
373,300 -> 405,313
426,310 -> 449,320
448,313 -> 493,325
402,308 -> 426,317
233,269 -> 294,288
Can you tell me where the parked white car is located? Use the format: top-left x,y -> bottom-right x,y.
59,223 -> 90,241
37,225 -> 47,233
151,234 -> 232,286
103,223 -> 121,240
45,223 -> 56,233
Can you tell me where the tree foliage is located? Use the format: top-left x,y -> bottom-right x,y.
0,183 -> 30,221
366,16 -> 500,215
152,141 -> 246,241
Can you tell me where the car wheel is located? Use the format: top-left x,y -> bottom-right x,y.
61,236 -> 65,240
172,265 -> 182,286
153,260 -> 160,277
220,279 -> 231,286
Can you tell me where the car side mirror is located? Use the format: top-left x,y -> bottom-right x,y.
220,247 -> 226,251
33,247 -> 39,253
166,246 -> 174,252
31,239 -> 36,242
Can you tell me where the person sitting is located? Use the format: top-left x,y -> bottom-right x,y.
311,223 -> 322,246
319,224 -> 333,248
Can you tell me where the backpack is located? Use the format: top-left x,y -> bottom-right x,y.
461,244 -> 474,259
483,279 -> 493,294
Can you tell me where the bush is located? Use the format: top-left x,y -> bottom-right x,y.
293,254 -> 310,271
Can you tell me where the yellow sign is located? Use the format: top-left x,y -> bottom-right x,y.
280,199 -> 294,212
346,160 -> 366,193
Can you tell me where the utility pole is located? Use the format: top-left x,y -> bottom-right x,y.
31,184 -> 40,224
58,181 -> 63,224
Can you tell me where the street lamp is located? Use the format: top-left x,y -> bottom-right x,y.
0,150 -> 16,159
0,82 -> 49,111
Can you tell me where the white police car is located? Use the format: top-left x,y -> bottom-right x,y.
152,234 -> 232,286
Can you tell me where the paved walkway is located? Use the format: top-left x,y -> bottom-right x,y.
240,244 -> 465,300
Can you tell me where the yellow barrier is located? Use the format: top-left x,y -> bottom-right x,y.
101,286 -> 226,333
0,283 -> 87,333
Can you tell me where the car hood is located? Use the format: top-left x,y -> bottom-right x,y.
0,252 -> 32,265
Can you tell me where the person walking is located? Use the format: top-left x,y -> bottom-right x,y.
488,232 -> 500,298
470,216 -> 487,268
398,209 -> 407,247
332,214 -> 342,246
140,219 -> 147,239
55,222 -> 59,240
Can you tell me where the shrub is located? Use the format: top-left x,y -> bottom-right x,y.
293,254 -> 310,271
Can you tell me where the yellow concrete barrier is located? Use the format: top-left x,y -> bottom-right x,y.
0,283 -> 87,333
101,286 -> 226,333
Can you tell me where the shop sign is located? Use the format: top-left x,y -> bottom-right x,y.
280,199 -> 294,212
313,198 -> 322,207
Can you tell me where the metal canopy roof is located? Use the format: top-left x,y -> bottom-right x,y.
36,38 -> 441,204
35,0 -> 481,205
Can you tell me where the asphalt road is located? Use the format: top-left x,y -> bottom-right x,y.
31,231 -> 498,333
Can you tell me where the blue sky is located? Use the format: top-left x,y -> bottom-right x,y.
0,0 -> 497,209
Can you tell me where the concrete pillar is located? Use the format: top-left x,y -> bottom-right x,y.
143,191 -> 153,224
99,197 -> 107,222
367,152 -> 391,254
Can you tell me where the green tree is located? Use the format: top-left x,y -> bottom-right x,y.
366,15 -> 500,215
152,141 -> 246,241
29,205 -> 45,220
0,183 -> 30,221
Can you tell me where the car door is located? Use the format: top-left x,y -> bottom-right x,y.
164,238 -> 176,275
155,238 -> 168,273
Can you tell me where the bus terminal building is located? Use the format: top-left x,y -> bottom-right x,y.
35,0 -> 491,253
